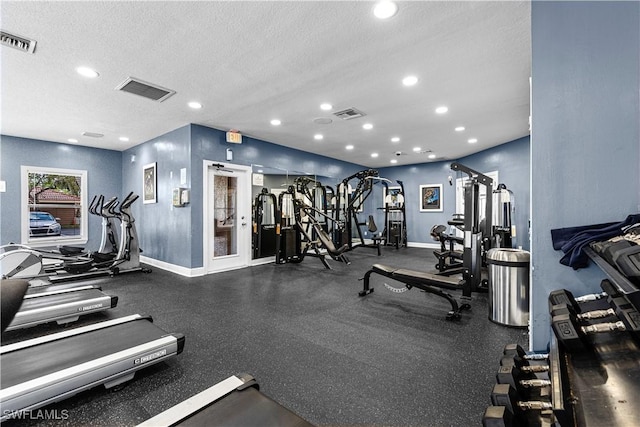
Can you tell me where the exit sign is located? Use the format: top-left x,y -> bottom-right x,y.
226,131 -> 242,144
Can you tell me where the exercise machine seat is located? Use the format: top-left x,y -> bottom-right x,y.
1,279 -> 28,333
313,224 -> 348,257
367,215 -> 378,233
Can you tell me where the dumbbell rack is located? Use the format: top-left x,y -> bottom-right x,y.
566,247 -> 640,426
485,247 -> 640,426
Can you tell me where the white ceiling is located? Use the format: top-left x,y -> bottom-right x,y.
1,1 -> 531,168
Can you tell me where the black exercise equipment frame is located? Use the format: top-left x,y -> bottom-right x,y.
359,264 -> 471,320
252,188 -> 278,259
335,169 -> 385,255
378,180 -> 407,249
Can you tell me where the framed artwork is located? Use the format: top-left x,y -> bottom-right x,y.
143,162 -> 157,204
383,186 -> 404,208
420,184 -> 442,212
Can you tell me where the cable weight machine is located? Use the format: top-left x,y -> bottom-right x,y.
379,180 -> 407,249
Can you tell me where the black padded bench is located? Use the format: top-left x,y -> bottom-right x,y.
359,264 -> 471,320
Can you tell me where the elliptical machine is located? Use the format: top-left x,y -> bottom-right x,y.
1,192 -> 150,282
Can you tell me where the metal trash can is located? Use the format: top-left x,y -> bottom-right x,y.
486,248 -> 530,327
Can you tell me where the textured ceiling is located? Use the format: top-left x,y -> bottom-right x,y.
1,1 -> 531,168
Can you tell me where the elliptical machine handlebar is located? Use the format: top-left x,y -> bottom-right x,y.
103,197 -> 119,218
120,192 -> 138,209
89,195 -> 101,215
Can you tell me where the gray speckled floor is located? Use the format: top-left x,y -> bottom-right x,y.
2,247 -> 528,426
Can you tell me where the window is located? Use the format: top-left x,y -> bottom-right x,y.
21,166 -> 88,246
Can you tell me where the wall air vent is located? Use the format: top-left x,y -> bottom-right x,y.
115,77 -> 176,102
1,30 -> 37,54
333,108 -> 366,120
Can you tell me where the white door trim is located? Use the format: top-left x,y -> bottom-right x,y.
202,160 -> 252,274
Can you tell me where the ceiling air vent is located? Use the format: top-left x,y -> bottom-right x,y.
1,30 -> 37,54
333,108 -> 366,120
115,77 -> 176,102
82,132 -> 104,138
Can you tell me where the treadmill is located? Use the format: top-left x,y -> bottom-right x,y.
138,374 -> 314,427
5,283 -> 118,331
1,312 -> 185,421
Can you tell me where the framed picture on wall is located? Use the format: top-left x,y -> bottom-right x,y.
143,162 -> 157,204
419,184 -> 442,212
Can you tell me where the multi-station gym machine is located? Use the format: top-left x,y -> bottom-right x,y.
359,162 -> 509,319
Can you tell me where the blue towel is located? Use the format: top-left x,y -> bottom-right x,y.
550,214 -> 640,269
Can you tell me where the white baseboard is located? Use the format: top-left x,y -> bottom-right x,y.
406,242 -> 440,249
141,255 -> 277,277
141,244 -> 438,277
140,255 -> 205,277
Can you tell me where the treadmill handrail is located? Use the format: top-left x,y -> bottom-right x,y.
12,293 -> 112,318
23,285 -> 98,299
1,314 -> 145,355
137,375 -> 247,427
1,335 -> 178,409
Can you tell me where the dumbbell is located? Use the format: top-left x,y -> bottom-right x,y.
548,289 -> 610,314
548,288 -> 608,308
483,383 -> 554,427
551,312 -> 626,352
503,344 -> 546,358
549,302 -> 616,322
496,365 -> 551,397
501,344 -> 548,366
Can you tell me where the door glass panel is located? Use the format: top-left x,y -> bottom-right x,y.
213,175 -> 237,257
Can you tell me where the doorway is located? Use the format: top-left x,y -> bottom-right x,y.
203,161 -> 252,273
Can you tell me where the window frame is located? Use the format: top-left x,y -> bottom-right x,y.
21,165 -> 89,247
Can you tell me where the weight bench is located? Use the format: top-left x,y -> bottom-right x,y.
359,264 -> 471,320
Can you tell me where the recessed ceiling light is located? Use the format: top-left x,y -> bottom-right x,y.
390,159 -> 398,164
270,119 -> 281,126
363,123 -> 373,130
402,75 -> 418,86
455,126 -> 465,132
258,169 -> 264,173
314,134 -> 323,140
119,136 -> 129,142
413,147 -> 421,152
188,101 -> 202,109
428,153 -> 436,159
468,138 -> 478,144
371,152 -> 379,158
346,145 -> 354,150
320,103 -> 332,111
373,1 -> 398,19
76,66 -> 99,78
391,137 -> 400,143
67,138 -> 78,143
435,106 -> 448,114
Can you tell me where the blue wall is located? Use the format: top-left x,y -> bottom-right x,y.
122,126 -> 192,267
530,1 -> 640,350
0,135 -> 122,248
379,136 -> 531,250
